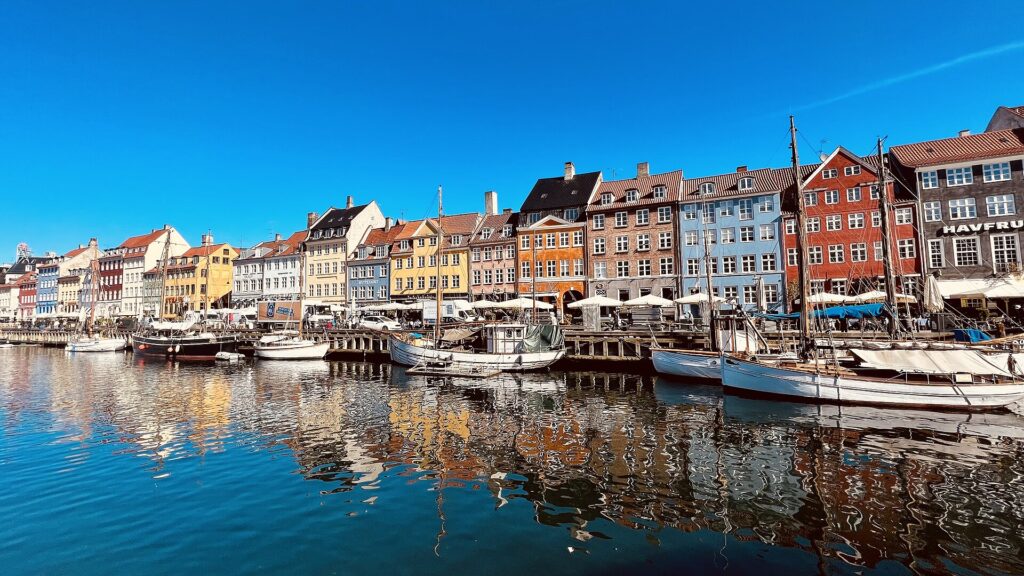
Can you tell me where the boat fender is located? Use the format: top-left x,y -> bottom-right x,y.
168,346 -> 174,353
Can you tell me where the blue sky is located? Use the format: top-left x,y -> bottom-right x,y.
3,0 -> 1024,257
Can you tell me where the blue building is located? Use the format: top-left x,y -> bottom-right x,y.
678,168 -> 787,311
35,256 -> 60,316
349,218 -> 404,305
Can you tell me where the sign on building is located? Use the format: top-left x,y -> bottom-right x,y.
258,300 -> 300,323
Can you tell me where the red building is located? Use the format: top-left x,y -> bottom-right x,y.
16,272 -> 36,323
781,147 -> 921,303
97,248 -> 125,316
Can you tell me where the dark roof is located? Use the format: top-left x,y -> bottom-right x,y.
6,256 -> 47,276
309,204 -> 370,233
521,171 -> 601,212
890,128 -> 1024,168
588,170 -> 683,211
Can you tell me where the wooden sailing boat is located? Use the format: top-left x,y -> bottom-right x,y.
66,256 -> 127,352
388,186 -> 565,372
719,118 -> 1024,410
255,234 -> 329,360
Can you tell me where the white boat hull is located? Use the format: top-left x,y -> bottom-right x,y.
722,355 -> 1024,410
651,349 -> 722,380
66,338 -> 127,352
389,336 -> 564,371
254,340 -> 329,360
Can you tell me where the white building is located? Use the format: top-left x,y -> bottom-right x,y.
119,226 -> 190,316
232,230 -> 306,306
0,282 -> 19,322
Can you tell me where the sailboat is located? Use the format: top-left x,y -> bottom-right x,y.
254,239 -> 330,360
389,186 -> 566,372
67,258 -> 127,352
720,118 -> 1024,410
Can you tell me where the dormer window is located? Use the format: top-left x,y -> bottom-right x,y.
738,177 -> 754,191
313,230 -> 322,239
326,228 -> 334,238
652,185 -> 666,199
564,208 -> 579,221
600,192 -> 614,205
625,189 -> 639,203
502,224 -> 513,237
451,235 -> 463,246
400,240 -> 410,250
699,182 -> 716,195
481,228 -> 493,239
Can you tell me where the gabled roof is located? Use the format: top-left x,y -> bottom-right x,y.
798,146 -> 879,185
309,203 -> 371,233
6,256 -> 47,276
182,243 -> 238,258
890,128 -> 1024,168
64,246 -> 90,259
121,229 -> 169,249
521,171 -> 601,213
521,214 -> 575,229
679,167 -> 789,201
588,170 -> 683,210
13,271 -> 36,285
363,222 -> 409,247
469,212 -> 519,245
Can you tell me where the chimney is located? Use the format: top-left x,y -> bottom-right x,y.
274,233 -> 282,242
346,195 -> 354,209
201,233 -> 213,247
385,217 -> 394,231
736,165 -> 748,173
78,243 -> 84,249
163,224 -> 170,230
307,212 -> 319,228
564,161 -> 575,180
484,190 -> 498,216
503,208 -> 511,214
958,129 -> 971,137
88,238 -> 97,247
637,162 -> 650,178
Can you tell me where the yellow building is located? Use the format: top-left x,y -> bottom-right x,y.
390,214 -> 479,300
57,272 -> 85,315
161,236 -> 238,318
303,198 -> 384,306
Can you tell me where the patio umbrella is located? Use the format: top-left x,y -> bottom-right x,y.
852,290 -> 917,304
674,292 -> 727,305
623,294 -> 674,307
922,276 -> 944,313
755,276 -> 768,312
498,297 -> 554,310
470,299 -> 500,309
566,295 -> 622,309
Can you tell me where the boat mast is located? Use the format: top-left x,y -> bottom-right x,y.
203,230 -> 212,320
298,242 -> 306,338
158,229 -> 171,320
876,137 -> 901,338
88,256 -> 99,336
701,190 -> 717,351
435,185 -> 444,344
790,116 -> 813,359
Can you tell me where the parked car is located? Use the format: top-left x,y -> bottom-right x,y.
358,315 -> 400,331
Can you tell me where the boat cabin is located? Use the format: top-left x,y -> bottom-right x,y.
484,323 -> 528,354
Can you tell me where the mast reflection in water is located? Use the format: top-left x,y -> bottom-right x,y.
1,347 -> 1023,575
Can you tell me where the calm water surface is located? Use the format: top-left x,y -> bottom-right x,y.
2,347 -> 1024,575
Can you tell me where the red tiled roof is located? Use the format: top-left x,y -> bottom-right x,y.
890,128 -> 1024,168
182,243 -> 238,258
587,170 -> 683,210
121,229 -> 168,249
678,167 -> 794,201
64,246 -> 89,258
469,212 -> 518,245
363,222 -> 409,246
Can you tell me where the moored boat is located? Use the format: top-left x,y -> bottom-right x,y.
66,336 -> 127,352
651,349 -> 723,380
389,323 -> 565,371
132,320 -> 240,360
254,332 -> 329,360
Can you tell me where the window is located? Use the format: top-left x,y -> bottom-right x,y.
636,209 -> 650,225
615,212 -> 628,227
701,204 -> 716,224
659,257 -> 674,275
657,206 -> 672,223
928,239 -> 944,268
897,238 -> 916,259
704,230 -> 716,244
921,170 -> 939,189
828,244 -> 844,263
824,190 -> 839,204
822,168 -> 838,179
559,232 -> 569,247
760,198 -> 774,213
844,165 -> 861,176
870,185 -> 880,200
616,261 -> 629,277
742,285 -> 756,305
983,162 -> 1011,182
740,226 -> 754,242
593,238 -> 606,255
686,259 -> 700,275
480,228 -> 494,240
987,194 -> 1016,216
738,199 -> 753,220
451,235 -> 463,246
559,260 -> 569,277
471,248 -> 481,262
723,286 -> 738,300
804,192 -> 818,207
992,234 -> 1020,272
947,166 -> 974,186
699,182 -> 716,195
721,256 -> 736,274
949,197 -> 977,220
683,205 -> 696,220
761,253 -> 777,272
625,189 -> 639,203
759,224 -> 775,240
787,248 -> 798,267
658,231 -> 672,249
546,233 -> 556,248
502,225 -> 513,237
521,261 -> 531,279
720,228 -> 735,244
846,187 -> 862,202
600,193 -> 614,205
851,243 -> 867,262
592,214 -> 605,229
806,217 -> 820,233
637,234 -> 651,251
615,235 -> 629,252
547,261 -> 556,277
897,206 -> 913,224
481,248 -> 491,262
472,270 -> 481,285
719,202 -> 734,217
528,213 -> 540,224
785,219 -> 796,235
594,262 -> 607,279
738,177 -> 754,191
764,284 -> 779,304
953,237 -> 980,266
848,213 -> 865,229
808,246 -> 822,265
653,185 -> 666,199
520,235 -> 530,250
573,259 -> 583,276
637,260 -> 651,276
826,215 -> 842,231
873,241 -> 883,261
830,279 -> 847,295
684,231 -> 698,246
563,208 -> 579,221
573,230 -> 583,246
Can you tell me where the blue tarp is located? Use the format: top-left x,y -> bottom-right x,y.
953,328 -> 992,343
756,303 -> 887,321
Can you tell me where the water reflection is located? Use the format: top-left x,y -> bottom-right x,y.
1,347 -> 1023,574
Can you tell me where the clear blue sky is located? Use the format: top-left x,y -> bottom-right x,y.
4,0 -> 1024,258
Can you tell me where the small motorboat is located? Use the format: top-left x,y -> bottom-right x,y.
254,332 -> 329,360
215,351 -> 246,362
66,336 -> 127,353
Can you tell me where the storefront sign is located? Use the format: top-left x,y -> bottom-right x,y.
940,220 -> 1024,235
258,300 -> 300,323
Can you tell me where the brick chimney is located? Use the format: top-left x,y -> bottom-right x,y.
484,190 -> 498,216
307,212 -> 319,228
564,161 -> 575,180
637,162 -> 649,178
385,217 -> 394,231
503,208 -> 511,214
736,165 -> 748,173
346,195 -> 354,208
958,129 -> 971,137
274,233 -> 282,242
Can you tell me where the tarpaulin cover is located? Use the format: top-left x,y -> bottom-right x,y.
757,303 -> 886,321
522,325 -> 564,353
850,348 -> 1010,376
953,328 -> 992,343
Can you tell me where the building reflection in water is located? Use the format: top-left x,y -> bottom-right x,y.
2,347 -> 1023,573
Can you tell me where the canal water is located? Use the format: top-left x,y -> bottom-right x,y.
1,347 -> 1023,575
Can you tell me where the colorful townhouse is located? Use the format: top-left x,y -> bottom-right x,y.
3,255 -> 46,284
142,268 -> 162,315
679,167 -> 787,309
468,191 -> 518,302
586,163 -> 682,302
890,126 -> 1024,301
161,235 -> 238,318
57,269 -> 86,315
390,213 -> 479,301
782,147 -> 920,301
16,272 -> 36,323
97,245 -> 125,317
120,226 -> 189,317
0,281 -> 19,322
350,218 -> 405,305
516,162 -> 600,312
262,231 -> 305,303
303,197 -> 384,308
35,240 -> 102,317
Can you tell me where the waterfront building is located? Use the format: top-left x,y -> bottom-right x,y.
782,147 -> 920,301
142,268 -> 162,315
97,246 -> 125,318
986,105 -> 1024,132
35,239 -> 101,317
0,282 -> 19,322
57,270 -> 86,315
390,212 -> 479,302
304,197 -> 385,307
679,167 -> 786,310
161,235 -> 238,318
262,231 -> 306,303
120,226 -> 190,317
890,128 -> 1024,304
16,272 -> 36,323
586,163 -> 682,301
350,218 -> 405,305
516,162 -> 600,312
468,194 -> 518,302
3,255 -> 47,284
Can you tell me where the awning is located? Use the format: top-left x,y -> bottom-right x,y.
938,277 -> 1024,299
850,348 -> 1010,377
